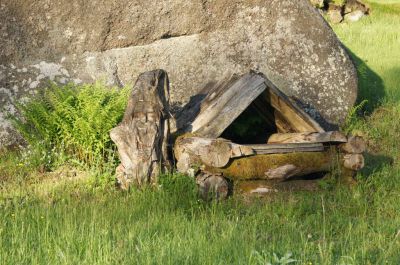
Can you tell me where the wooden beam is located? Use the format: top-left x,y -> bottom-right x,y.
267,131 -> 347,144
245,143 -> 325,154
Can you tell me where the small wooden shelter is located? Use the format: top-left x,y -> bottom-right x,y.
172,71 -> 365,199
111,70 -> 365,199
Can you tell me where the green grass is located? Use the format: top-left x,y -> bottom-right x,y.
1,1 -> 400,264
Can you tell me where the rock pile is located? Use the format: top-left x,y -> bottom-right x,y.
310,0 -> 370,23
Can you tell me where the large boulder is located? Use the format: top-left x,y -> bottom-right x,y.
0,0 -> 358,148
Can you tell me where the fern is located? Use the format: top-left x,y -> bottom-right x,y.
11,82 -> 130,172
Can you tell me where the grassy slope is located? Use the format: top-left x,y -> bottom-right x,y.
1,1 -> 400,264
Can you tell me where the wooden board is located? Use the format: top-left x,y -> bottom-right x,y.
262,76 -> 325,133
173,71 -> 325,139
267,131 -> 347,144
190,72 -> 267,138
245,143 -> 325,154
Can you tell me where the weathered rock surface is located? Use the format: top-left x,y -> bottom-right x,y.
0,0 -> 358,147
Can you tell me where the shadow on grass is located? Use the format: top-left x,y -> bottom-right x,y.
346,48 -> 386,114
359,152 -> 393,179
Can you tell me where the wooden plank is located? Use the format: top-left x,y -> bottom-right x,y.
245,143 -> 325,154
174,71 -> 325,138
267,131 -> 347,144
262,76 -> 325,133
187,72 -> 267,138
274,110 -> 296,133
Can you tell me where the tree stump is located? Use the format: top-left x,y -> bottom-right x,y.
110,70 -> 171,189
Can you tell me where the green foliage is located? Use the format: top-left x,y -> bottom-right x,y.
11,82 -> 129,172
342,99 -> 368,133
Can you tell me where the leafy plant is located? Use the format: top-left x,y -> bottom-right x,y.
11,82 -> 129,172
250,251 -> 297,265
342,99 -> 368,134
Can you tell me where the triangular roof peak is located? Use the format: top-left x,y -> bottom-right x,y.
175,71 -> 324,139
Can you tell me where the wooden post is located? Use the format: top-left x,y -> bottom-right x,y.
110,70 -> 171,189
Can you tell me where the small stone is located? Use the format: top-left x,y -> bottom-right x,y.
328,9 -> 343,24
327,3 -> 344,24
344,10 -> 365,22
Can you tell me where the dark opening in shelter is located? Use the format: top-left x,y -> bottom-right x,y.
220,97 -> 277,144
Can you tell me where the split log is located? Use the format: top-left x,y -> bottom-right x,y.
339,136 -> 366,154
110,70 -> 171,189
174,136 -> 254,174
267,131 -> 347,144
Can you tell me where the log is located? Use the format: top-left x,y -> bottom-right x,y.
205,151 -> 334,180
203,147 -> 364,181
196,171 -> 229,201
340,136 -> 366,154
174,136 -> 254,174
343,154 -> 365,171
235,179 -> 321,195
174,136 -> 325,174
267,131 -> 348,144
110,70 -> 171,189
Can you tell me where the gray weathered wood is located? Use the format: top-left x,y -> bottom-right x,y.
174,71 -> 325,138
174,136 -> 254,174
191,73 -> 267,138
245,143 -> 325,154
110,70 -> 171,189
267,131 -> 347,144
262,74 -> 325,133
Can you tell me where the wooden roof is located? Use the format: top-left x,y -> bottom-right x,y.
174,71 -> 324,138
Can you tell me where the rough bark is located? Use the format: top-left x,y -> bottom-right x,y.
110,69 -> 171,189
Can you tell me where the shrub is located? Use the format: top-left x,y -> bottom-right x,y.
11,82 -> 130,172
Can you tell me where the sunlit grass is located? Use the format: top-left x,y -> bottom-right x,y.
1,1 -> 400,264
